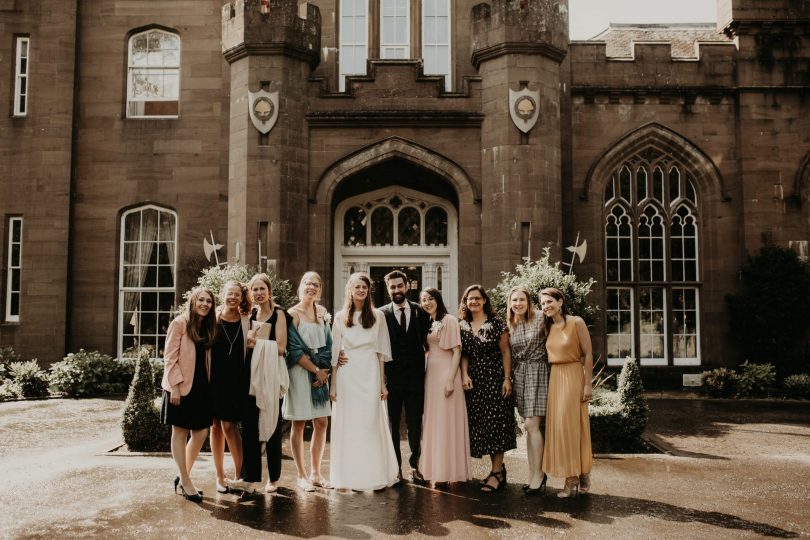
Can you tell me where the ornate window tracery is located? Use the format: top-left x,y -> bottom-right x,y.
604,158 -> 701,366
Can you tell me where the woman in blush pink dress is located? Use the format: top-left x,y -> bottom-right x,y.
418,287 -> 471,486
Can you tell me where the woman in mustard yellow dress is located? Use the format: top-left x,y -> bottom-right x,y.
540,287 -> 593,498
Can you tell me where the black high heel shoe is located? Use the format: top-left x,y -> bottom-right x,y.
174,476 -> 203,496
525,473 -> 547,496
179,483 -> 203,503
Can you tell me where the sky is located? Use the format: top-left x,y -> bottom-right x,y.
569,0 -> 718,40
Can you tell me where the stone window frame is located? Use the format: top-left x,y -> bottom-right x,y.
13,36 -> 29,117
604,159 -> 701,367
126,28 -> 181,119
117,204 -> 177,360
5,216 -> 22,322
338,0 -> 453,91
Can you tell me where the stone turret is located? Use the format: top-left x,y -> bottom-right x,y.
471,0 -> 569,282
221,0 -> 321,278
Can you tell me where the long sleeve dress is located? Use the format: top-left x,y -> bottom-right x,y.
329,309 -> 399,491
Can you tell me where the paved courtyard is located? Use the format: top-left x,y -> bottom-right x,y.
0,396 -> 808,539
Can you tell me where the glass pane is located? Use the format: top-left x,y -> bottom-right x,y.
604,176 -> 614,203
653,167 -> 664,202
140,311 -> 157,335
425,207 -> 448,245
371,207 -> 393,244
132,34 -> 147,53
9,292 -> 19,315
141,290 -> 158,311
398,207 -> 420,245
10,269 -> 20,291
158,265 -> 174,287
669,167 -> 680,204
11,221 -> 21,242
619,167 -> 632,203
686,177 -> 697,204
11,244 -> 20,267
636,168 -> 647,203
344,206 -> 367,245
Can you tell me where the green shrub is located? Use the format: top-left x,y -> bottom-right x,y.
735,361 -> 776,397
0,347 -> 21,380
700,367 -> 739,398
726,245 -> 810,375
489,248 -> 598,325
49,349 -> 134,397
121,355 -> 169,451
783,374 -> 810,399
589,357 -> 648,452
180,263 -> 295,313
9,360 -> 50,398
122,345 -> 163,390
0,380 -> 16,401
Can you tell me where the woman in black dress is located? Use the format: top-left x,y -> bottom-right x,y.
459,284 -> 515,493
230,273 -> 288,495
210,280 -> 251,493
160,287 -> 217,502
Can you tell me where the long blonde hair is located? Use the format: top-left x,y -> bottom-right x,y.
343,272 -> 375,328
248,273 -> 275,310
507,286 -> 536,332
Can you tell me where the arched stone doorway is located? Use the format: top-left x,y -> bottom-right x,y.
311,136 -> 478,312
331,156 -> 460,308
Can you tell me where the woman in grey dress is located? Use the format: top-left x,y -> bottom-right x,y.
507,286 -> 549,496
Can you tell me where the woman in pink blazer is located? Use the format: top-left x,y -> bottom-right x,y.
161,287 -> 217,503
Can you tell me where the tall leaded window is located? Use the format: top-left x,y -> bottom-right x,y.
119,206 -> 177,359
422,0 -> 451,90
380,0 -> 409,58
5,217 -> 22,322
604,158 -> 700,366
339,0 -> 369,91
127,29 -> 180,118
13,37 -> 29,116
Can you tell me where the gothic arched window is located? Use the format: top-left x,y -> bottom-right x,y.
604,160 -> 701,366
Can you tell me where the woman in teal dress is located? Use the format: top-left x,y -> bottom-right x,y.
284,271 -> 333,491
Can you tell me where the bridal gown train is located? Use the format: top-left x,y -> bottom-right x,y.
330,309 -> 399,491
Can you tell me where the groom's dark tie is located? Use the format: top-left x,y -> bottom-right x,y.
399,307 -> 406,332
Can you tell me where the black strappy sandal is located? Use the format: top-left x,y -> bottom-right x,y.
480,469 -> 505,493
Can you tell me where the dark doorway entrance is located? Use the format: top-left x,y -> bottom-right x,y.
369,265 -> 422,308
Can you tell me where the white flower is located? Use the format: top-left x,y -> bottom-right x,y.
430,320 -> 444,334
321,311 -> 332,325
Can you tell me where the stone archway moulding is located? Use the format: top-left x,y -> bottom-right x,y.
582,122 -> 729,202
312,136 -> 479,205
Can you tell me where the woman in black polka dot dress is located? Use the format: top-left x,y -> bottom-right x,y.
459,285 -> 516,493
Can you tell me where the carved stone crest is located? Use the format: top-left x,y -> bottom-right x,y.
248,89 -> 279,134
509,87 -> 540,134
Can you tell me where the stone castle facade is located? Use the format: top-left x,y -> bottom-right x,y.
1,0 -> 809,385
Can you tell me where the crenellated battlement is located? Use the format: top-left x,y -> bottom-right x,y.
718,0 -> 810,36
569,29 -> 738,94
221,0 -> 320,66
471,0 -> 569,67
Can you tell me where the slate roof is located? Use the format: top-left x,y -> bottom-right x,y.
587,23 -> 732,58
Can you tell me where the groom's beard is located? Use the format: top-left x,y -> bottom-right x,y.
391,291 -> 406,304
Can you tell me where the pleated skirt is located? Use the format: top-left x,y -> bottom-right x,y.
542,361 -> 592,479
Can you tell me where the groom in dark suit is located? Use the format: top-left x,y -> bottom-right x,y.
380,270 -> 430,484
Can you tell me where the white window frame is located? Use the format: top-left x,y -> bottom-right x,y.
126,29 -> 181,119
380,0 -> 410,59
606,287 -> 634,367
421,0 -> 452,91
638,286 -> 667,366
335,186 -> 458,309
13,37 -> 29,117
5,217 -> 22,322
118,205 -> 177,359
339,0 -> 369,92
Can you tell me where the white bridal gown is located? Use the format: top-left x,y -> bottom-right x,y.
330,309 -> 399,491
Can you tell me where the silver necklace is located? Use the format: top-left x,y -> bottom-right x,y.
220,320 -> 241,356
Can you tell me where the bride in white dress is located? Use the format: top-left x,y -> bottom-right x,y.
329,272 -> 399,491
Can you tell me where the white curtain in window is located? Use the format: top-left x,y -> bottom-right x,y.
422,0 -> 450,90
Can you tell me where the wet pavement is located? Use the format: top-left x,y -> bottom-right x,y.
0,396 -> 808,539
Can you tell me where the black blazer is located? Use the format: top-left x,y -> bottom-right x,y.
380,300 -> 429,388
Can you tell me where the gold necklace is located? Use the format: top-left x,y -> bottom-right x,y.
220,320 -> 241,356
